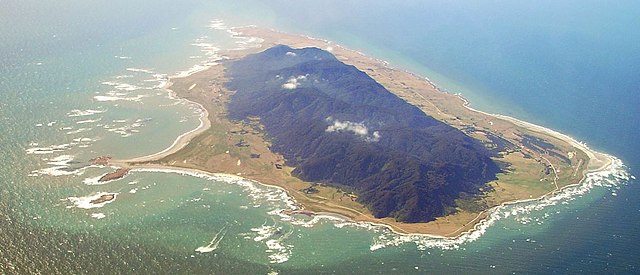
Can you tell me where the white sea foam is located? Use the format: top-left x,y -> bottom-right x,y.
72,137 -> 94,143
116,74 -> 134,80
91,213 -> 106,219
126,67 -> 154,74
105,120 -> 146,137
265,239 -> 291,264
66,192 -> 118,209
172,32 -> 227,78
191,42 -> 220,56
130,168 -> 299,213
146,73 -> 169,89
244,223 -> 293,263
27,133 -> 97,175
209,22 -> 262,50
76,118 -> 102,124
174,61 -> 221,78
66,128 -> 92,135
93,94 -> 145,102
29,154 -> 92,177
67,109 -> 106,117
29,166 -> 76,177
208,19 -> 227,30
102,81 -> 151,92
251,224 -> 277,242
164,20 -> 259,82
82,174 -> 106,185
25,143 -> 72,155
30,163 -> 94,177
288,213 -> 346,228
137,163 -> 298,262
46,155 -> 75,166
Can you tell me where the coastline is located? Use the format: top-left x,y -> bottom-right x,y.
114,82 -> 212,164
455,93 -> 609,169
105,26 -> 618,239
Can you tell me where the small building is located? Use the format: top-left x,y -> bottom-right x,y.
301,186 -> 319,194
235,139 -> 249,147
543,165 -> 551,175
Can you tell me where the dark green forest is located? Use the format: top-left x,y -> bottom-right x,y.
225,45 -> 499,222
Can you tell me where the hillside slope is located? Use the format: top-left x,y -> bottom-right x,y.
225,45 -> 499,222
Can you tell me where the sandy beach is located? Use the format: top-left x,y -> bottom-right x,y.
107,26 -> 617,238
112,83 -> 212,164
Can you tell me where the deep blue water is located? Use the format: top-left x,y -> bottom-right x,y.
1,0 -> 638,273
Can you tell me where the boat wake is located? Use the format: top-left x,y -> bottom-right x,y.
195,224 -> 229,253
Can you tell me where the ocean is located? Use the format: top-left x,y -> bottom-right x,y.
1,0 -> 638,273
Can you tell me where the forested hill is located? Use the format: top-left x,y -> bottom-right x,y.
225,45 -> 500,222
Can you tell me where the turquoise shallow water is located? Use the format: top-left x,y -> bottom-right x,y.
1,0 -> 638,273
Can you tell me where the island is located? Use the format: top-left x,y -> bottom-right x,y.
104,27 -> 612,237
98,167 -> 130,183
89,193 -> 116,205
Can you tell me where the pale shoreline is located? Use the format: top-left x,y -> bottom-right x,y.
455,94 -> 607,168
110,26 -> 620,239
113,82 -> 211,164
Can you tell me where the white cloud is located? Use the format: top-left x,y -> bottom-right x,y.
281,75 -> 307,90
326,120 -> 368,135
325,118 -> 380,142
370,131 -> 381,143
285,51 -> 297,56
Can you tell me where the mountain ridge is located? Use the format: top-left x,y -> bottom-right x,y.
225,45 -> 500,222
